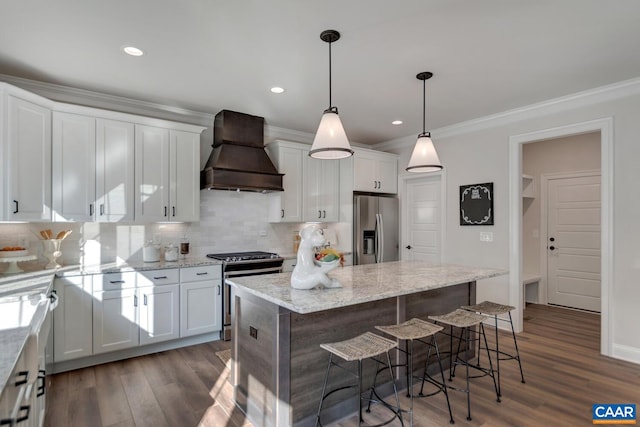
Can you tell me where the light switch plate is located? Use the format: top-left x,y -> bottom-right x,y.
480,232 -> 494,242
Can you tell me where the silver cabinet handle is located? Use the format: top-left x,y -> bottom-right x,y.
90,204 -> 94,216
217,285 -> 221,295
100,204 -> 105,216
13,200 -> 19,214
143,294 -> 148,306
172,206 -> 176,217
134,294 -> 138,307
196,272 -> 209,276
109,280 -> 125,284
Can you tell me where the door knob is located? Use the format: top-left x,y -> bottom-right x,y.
405,245 -> 412,250
549,246 -> 555,251
550,237 -> 555,242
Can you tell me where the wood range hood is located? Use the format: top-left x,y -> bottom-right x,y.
200,110 -> 284,192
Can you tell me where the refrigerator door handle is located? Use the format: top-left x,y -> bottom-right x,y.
375,213 -> 383,263
378,213 -> 385,262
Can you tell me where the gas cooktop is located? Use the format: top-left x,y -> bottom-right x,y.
206,251 -> 282,263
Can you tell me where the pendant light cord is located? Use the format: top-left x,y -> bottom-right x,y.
422,77 -> 426,134
328,40 -> 332,108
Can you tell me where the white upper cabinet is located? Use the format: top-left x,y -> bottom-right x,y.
52,112 -> 96,221
169,130 -> 200,222
353,148 -> 398,194
2,92 -> 52,221
96,119 -> 135,222
135,125 -> 171,221
135,125 -> 200,222
266,140 -> 303,223
303,155 -> 340,222
52,112 -> 135,222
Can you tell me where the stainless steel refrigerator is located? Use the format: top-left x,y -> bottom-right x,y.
353,193 -> 399,264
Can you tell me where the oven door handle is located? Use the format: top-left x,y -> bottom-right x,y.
225,266 -> 283,277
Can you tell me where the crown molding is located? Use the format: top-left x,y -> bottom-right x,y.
0,73 -> 215,126
264,125 -> 314,145
374,76 -> 640,152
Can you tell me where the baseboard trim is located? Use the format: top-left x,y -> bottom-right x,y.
611,343 -> 640,365
49,332 -> 220,374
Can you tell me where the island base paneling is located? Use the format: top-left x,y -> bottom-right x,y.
232,281 -> 477,427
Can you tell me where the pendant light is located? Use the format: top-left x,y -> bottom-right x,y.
309,29 -> 354,159
406,71 -> 443,172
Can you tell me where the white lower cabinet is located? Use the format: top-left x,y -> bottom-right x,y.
138,269 -> 181,345
52,265 -> 223,368
53,275 -> 93,362
180,265 -> 222,337
93,287 -> 139,354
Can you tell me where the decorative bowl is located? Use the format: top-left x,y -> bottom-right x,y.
0,249 -> 28,258
313,259 -> 340,269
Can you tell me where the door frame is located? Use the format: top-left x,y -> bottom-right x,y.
539,170 -> 601,307
509,117 -> 613,356
399,170 -> 446,262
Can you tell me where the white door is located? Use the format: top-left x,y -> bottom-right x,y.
402,175 -> 442,262
547,174 -> 601,311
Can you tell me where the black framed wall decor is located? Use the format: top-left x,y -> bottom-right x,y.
460,182 -> 494,226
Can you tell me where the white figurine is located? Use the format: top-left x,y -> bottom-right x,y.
291,224 -> 341,290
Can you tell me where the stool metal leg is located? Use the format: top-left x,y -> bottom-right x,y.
464,327 -> 472,421
480,323 -> 500,402
508,312 -> 526,384
316,354 -> 334,427
494,314 -> 501,398
433,337 -> 455,424
358,360 -> 364,424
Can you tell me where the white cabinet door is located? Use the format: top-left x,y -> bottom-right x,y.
139,284 -> 180,345
53,275 -> 93,362
96,119 -> 135,222
353,150 -> 398,194
169,130 -> 199,222
180,265 -> 222,337
135,125 -> 170,221
303,156 -> 340,222
353,154 -> 376,192
6,96 -> 51,221
52,112 -> 96,221
93,288 -> 139,354
180,280 -> 222,337
266,142 -> 303,222
376,156 -> 398,194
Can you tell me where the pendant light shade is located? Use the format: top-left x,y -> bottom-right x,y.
309,30 -> 354,160
406,71 -> 443,173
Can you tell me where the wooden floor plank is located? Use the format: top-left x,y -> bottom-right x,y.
44,304 -> 640,427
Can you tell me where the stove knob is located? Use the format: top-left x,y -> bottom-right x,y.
225,257 -> 232,262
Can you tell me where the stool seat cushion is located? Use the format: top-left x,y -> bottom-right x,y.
375,318 -> 443,340
462,300 -> 515,316
429,309 -> 488,328
320,332 -> 397,362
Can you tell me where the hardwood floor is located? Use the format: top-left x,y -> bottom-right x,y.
44,304 -> 640,427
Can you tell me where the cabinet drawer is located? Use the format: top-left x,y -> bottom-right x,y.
95,272 -> 137,291
137,269 -> 179,286
180,265 -> 222,283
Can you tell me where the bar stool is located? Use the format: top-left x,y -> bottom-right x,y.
316,332 -> 404,427
374,318 -> 454,426
429,309 -> 500,421
461,301 -> 526,398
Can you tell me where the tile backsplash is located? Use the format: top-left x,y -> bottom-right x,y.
0,190 -> 350,268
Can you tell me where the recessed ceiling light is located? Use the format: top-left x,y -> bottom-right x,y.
392,120 -> 403,125
270,87 -> 285,94
123,46 -> 144,56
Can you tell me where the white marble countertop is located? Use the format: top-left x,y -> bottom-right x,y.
227,261 -> 507,314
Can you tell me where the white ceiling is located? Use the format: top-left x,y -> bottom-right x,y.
2,0 -> 640,145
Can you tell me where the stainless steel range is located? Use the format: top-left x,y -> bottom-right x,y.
206,251 -> 284,340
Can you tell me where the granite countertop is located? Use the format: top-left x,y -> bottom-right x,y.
226,261 -> 507,314
0,275 -> 53,396
56,258 -> 223,276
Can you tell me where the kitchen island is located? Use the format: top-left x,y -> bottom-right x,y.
227,261 -> 507,427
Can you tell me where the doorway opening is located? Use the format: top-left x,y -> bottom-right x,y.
508,117 -> 612,356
